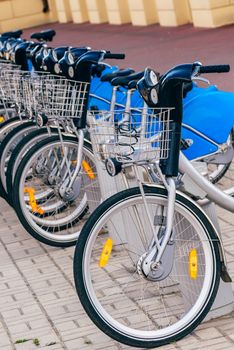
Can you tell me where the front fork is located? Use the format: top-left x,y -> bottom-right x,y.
134,165 -> 176,274
58,127 -> 84,199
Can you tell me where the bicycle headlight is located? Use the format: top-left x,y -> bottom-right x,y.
67,52 -> 74,64
150,87 -> 158,104
137,68 -> 160,107
54,63 -> 60,74
68,66 -> 74,78
147,69 -> 159,86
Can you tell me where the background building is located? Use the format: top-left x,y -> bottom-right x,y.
0,0 -> 234,32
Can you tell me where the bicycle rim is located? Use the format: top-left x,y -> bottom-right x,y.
75,187 -> 220,346
16,139 -> 101,243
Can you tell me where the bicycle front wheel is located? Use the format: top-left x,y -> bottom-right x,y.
74,185 -> 221,348
13,135 -> 100,247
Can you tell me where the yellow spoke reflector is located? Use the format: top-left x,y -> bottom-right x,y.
82,160 -> 95,180
24,187 -> 44,215
99,238 -> 113,268
0,116 -> 5,123
189,249 -> 198,279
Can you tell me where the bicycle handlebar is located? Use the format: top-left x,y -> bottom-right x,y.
199,64 -> 230,74
104,53 -> 125,60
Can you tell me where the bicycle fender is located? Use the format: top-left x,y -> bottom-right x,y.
184,86 -> 234,144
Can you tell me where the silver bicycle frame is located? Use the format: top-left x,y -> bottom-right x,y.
179,152 -> 234,212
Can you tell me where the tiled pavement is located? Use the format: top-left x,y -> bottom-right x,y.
0,190 -> 233,350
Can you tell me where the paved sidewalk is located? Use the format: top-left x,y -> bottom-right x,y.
0,193 -> 233,350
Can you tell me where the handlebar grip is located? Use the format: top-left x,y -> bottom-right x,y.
104,53 -> 125,59
200,64 -> 230,74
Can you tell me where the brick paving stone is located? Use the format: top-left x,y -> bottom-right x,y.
196,327 -> 224,340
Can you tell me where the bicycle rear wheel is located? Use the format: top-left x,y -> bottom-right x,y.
74,185 -> 221,348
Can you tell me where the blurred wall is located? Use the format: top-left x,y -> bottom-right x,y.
0,0 -> 57,32
56,0 -> 234,27
1,0 -> 234,31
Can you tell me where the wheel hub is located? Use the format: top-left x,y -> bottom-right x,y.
137,253 -> 164,281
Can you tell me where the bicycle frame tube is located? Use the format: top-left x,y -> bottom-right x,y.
66,129 -> 84,191
179,152 -> 234,212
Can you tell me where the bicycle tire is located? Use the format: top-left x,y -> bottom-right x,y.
12,135 -> 98,247
0,121 -> 37,200
6,127 -> 58,205
74,185 -> 221,348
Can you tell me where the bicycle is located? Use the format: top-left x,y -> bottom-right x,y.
10,50 -> 125,246
2,33 -> 233,248
2,33 -> 233,199
73,62 -> 232,348
8,59 -> 233,247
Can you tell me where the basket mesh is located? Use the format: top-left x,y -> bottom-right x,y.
89,109 -> 173,164
0,65 -> 22,102
25,74 -> 90,120
0,68 -> 90,122
0,69 -> 28,106
22,71 -> 50,116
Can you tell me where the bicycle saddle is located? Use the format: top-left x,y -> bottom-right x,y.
1,29 -> 23,39
101,68 -> 134,82
111,71 -> 144,87
30,29 -> 56,42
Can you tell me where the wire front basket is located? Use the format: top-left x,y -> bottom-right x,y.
22,71 -> 50,117
0,67 -> 90,123
25,75 -> 90,121
89,109 -> 173,164
0,66 -> 23,103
